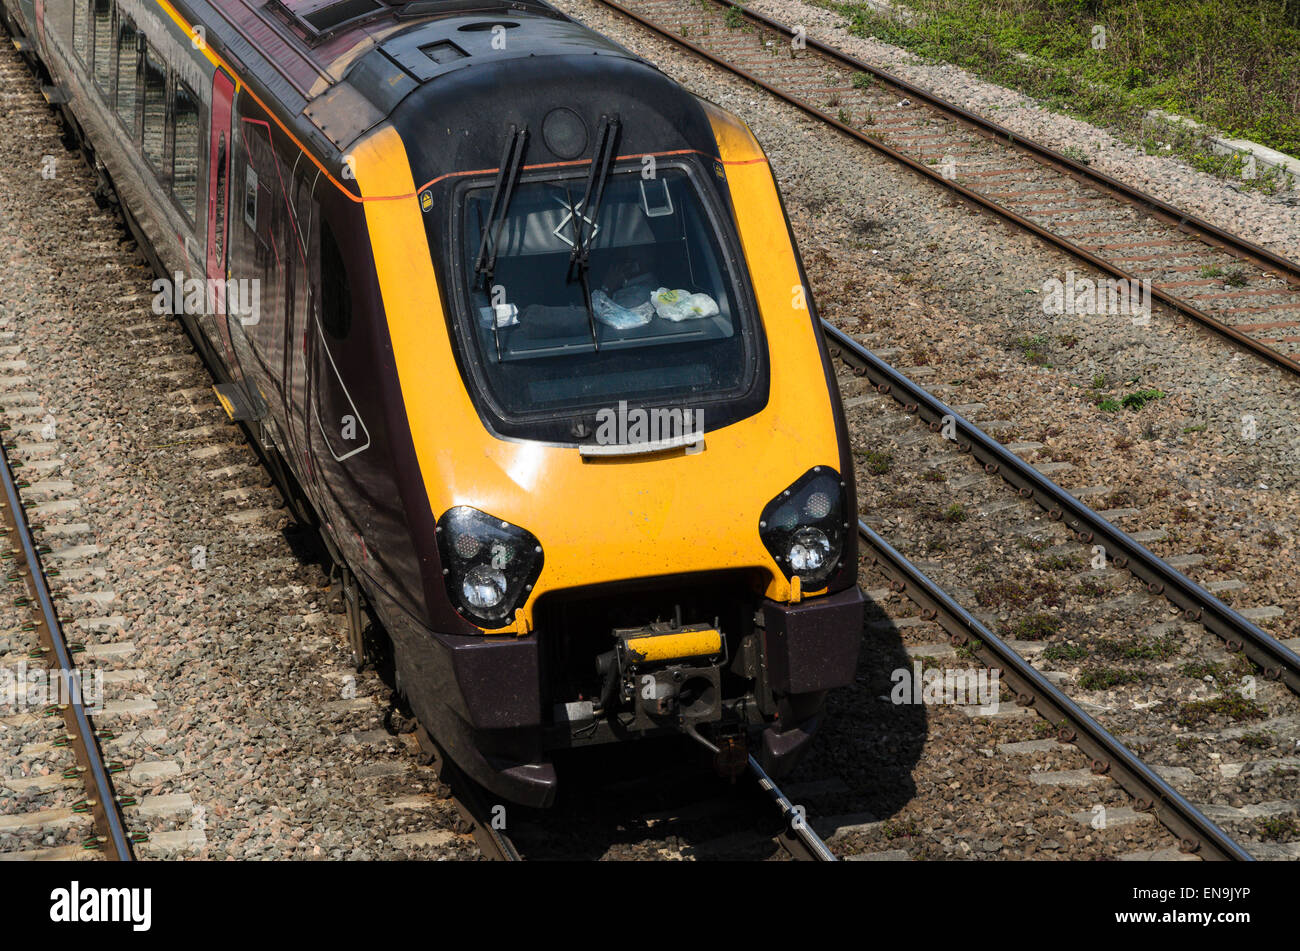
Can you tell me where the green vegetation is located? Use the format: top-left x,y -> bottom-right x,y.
1256,816 -> 1299,841
940,501 -> 967,522
975,577 -> 1062,608
1014,334 -> 1050,366
1181,659 -> 1227,681
818,0 -> 1300,165
1078,665 -> 1144,690
1072,578 -> 1109,598
1120,388 -> 1165,411
860,449 -> 894,474
882,818 -> 921,839
1093,384 -> 1164,413
974,578 -> 1025,607
1008,612 -> 1060,640
1043,641 -> 1087,661
1238,731 -> 1272,750
1094,634 -> 1180,661
1058,144 -> 1091,165
1028,577 -> 1064,607
1175,694 -> 1268,726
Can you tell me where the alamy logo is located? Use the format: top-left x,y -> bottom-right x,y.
595,400 -> 704,454
0,662 -> 103,713
49,882 -> 151,932
890,662 -> 1000,712
151,271 -> 260,325
1042,269 -> 1151,324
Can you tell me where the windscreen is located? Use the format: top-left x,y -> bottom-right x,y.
458,166 -> 754,418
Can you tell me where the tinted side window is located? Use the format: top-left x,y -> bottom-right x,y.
142,47 -> 166,172
92,0 -> 113,94
172,81 -> 200,221
115,17 -> 138,132
321,222 -> 351,339
73,1 -> 90,63
213,133 -> 228,269
244,164 -> 259,231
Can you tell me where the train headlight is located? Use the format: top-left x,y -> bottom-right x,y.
788,527 -> 831,573
759,468 -> 845,592
436,507 -> 543,629
462,565 -> 508,610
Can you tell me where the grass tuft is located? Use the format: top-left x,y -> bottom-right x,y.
1175,694 -> 1268,726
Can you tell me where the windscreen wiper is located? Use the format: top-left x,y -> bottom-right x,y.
473,123 -> 528,289
566,116 -> 621,353
568,114 -> 621,276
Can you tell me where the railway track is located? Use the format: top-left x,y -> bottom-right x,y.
5,6 -> 1294,863
0,36 -> 844,862
0,40 -> 484,862
0,424 -> 135,860
418,721 -> 837,860
592,0 -> 1300,377
828,325 -> 1300,859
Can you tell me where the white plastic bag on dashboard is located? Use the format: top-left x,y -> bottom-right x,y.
651,288 -> 719,321
478,303 -> 519,329
592,290 -> 653,329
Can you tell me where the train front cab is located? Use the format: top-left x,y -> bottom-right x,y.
347,96 -> 864,807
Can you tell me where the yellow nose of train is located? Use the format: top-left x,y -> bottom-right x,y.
353,107 -> 845,630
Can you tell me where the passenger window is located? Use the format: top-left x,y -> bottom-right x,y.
214,134 -> 228,269
142,47 -> 166,173
115,16 -> 138,132
171,81 -> 200,221
73,1 -> 90,64
244,164 -> 259,231
92,0 -> 113,94
320,221 -> 352,339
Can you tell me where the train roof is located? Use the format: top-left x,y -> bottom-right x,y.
174,0 -> 645,159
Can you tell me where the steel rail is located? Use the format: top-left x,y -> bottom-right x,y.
822,321 -> 1300,697
591,0 -> 1300,378
748,754 -> 836,860
415,726 -> 523,861
0,432 -> 134,860
855,518 -> 1253,861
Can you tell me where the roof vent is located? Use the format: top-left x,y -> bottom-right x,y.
304,0 -> 385,31
422,40 -> 468,65
267,0 -> 390,41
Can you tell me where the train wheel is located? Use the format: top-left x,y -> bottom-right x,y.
342,567 -> 366,671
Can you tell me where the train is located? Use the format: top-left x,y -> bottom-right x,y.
1,0 -> 864,807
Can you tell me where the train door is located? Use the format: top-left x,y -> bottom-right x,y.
284,173 -> 320,500
205,68 -> 237,371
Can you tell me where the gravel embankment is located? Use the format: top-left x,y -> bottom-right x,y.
551,0 -> 1300,858
749,0 -> 1300,259
0,52 -> 472,860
